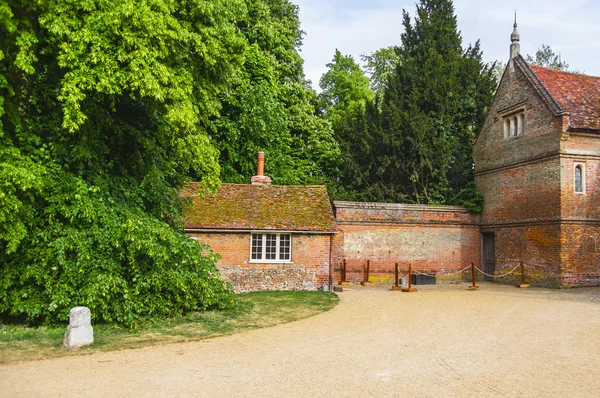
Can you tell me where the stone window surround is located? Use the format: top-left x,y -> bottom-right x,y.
574,163 -> 586,194
249,232 -> 293,263
502,110 -> 525,139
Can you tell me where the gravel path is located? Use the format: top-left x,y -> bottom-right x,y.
2,283 -> 599,397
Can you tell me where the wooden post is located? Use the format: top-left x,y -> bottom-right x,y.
361,259 -> 372,286
402,264 -> 417,292
338,258 -> 351,286
468,261 -> 479,290
392,262 -> 402,291
517,260 -> 531,288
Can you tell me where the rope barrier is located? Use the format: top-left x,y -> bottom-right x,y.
475,263 -> 521,278
412,263 -> 473,277
343,261 -> 527,286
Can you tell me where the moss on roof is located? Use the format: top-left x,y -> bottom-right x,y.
529,65 -> 600,131
181,183 -> 336,232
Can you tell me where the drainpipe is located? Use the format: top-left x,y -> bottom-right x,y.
329,234 -> 333,292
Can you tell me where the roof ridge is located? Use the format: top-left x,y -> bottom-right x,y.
514,55 -> 566,117
529,64 -> 600,79
186,182 -> 327,188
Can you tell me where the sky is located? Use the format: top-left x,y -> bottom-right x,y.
293,0 -> 600,90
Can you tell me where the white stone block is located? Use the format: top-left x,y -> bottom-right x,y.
63,306 -> 94,349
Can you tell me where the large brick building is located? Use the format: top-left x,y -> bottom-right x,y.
184,25 -> 598,290
473,21 -> 600,287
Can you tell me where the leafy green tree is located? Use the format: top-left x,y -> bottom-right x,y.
525,44 -> 570,71
361,46 -> 400,102
1,0 -> 248,326
318,50 -> 374,127
211,0 -> 339,185
316,50 -> 374,197
351,0 -> 496,209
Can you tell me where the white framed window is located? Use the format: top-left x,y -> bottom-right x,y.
250,233 -> 292,262
574,164 -> 585,194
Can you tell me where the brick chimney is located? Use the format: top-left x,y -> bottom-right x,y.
251,151 -> 272,186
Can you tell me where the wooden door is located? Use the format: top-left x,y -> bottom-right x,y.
482,233 -> 495,281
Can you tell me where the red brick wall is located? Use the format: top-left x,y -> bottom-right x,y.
560,151 -> 600,221
486,224 -> 562,287
186,232 -> 332,292
477,158 -> 561,224
560,224 -> 599,287
474,64 -> 563,173
333,202 -> 480,283
559,132 -> 600,286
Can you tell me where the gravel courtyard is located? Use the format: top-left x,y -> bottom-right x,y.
1,283 -> 599,397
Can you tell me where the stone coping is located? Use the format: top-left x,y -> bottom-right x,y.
333,201 -> 471,213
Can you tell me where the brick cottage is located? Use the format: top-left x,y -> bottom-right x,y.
182,153 -> 336,292
183,24 -> 599,290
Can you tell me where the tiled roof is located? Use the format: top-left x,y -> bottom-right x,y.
181,183 -> 336,232
529,65 -> 600,131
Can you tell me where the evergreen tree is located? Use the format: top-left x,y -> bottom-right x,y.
361,0 -> 496,208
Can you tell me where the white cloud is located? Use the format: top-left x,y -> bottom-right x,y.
295,0 -> 600,90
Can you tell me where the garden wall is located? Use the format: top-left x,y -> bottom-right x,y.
332,201 -> 481,283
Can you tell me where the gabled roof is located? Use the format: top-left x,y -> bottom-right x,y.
181,183 -> 336,232
530,65 -> 600,131
515,55 -> 600,131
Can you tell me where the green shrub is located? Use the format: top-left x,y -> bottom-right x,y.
0,173 -> 234,328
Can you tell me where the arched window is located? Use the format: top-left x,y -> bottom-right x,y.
502,111 -> 524,139
575,165 -> 584,193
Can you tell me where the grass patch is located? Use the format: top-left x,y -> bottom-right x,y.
0,290 -> 339,364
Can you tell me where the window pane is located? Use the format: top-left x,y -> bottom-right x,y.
251,234 -> 262,260
266,234 -> 277,260
575,166 -> 583,192
513,116 -> 518,136
279,235 -> 291,260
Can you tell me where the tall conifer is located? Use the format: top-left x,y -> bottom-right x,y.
364,0 -> 496,207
